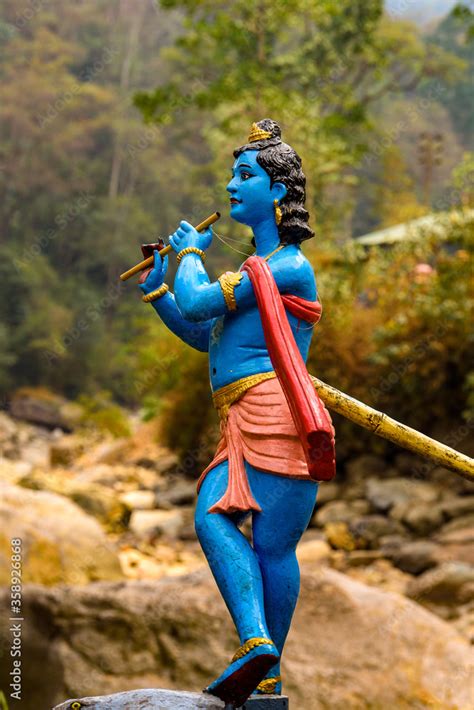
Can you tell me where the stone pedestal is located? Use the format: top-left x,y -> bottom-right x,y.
52,689 -> 289,709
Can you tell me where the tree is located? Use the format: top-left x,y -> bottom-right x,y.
135,0 -> 463,236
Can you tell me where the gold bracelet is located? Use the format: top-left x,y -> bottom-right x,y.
218,271 -> 243,312
176,247 -> 206,264
142,283 -> 169,303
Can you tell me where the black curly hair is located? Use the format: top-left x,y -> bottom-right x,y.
233,118 -> 314,245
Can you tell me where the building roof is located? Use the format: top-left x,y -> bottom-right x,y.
354,209 -> 474,246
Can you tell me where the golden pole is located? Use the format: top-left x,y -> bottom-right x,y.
119,211 -> 221,282
311,376 -> 474,481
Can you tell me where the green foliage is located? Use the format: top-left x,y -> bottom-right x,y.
76,390 -> 131,438
452,152 -> 474,206
426,4 -> 474,146
307,212 -> 473,454
158,348 -> 216,462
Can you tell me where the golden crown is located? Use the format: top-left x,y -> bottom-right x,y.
248,122 -> 272,143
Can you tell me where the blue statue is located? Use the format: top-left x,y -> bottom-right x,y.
139,119 -> 335,707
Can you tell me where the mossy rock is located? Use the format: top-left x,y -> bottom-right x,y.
19,469 -> 130,533
0,482 -> 123,585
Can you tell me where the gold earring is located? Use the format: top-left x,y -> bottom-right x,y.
274,199 -> 282,226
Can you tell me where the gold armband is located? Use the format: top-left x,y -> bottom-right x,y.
142,283 -> 169,303
176,247 -> 206,264
218,271 -> 243,312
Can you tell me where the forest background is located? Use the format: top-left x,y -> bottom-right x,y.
0,0 -> 472,471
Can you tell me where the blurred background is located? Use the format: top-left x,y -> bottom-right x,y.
0,1 -> 473,708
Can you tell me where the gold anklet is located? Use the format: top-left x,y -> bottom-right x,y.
256,676 -> 281,694
231,637 -> 274,663
142,283 -> 169,303
176,247 -> 206,264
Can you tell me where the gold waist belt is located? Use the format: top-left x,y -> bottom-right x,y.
212,371 -> 277,420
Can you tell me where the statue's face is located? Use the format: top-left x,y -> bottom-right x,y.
226,150 -> 286,226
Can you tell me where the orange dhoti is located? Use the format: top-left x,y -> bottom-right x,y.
197,373 -> 314,514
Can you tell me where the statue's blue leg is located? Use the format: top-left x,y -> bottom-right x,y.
248,465 -> 318,688
195,460 -> 271,643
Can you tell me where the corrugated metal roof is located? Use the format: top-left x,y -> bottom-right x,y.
354,210 -> 473,246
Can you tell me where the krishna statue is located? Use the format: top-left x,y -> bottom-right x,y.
138,119 -> 336,707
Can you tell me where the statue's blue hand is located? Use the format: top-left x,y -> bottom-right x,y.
169,220 -> 213,255
139,250 -> 168,295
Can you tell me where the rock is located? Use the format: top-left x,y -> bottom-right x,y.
119,489 -> 156,510
18,435 -> 51,467
365,477 -> 440,514
452,605 -> 474,644
0,456 -> 33,484
145,451 -> 180,474
119,543 -> 204,581
1,567 -> 472,710
9,387 -> 82,429
314,499 -> 369,527
430,465 -> 474,495
76,437 -> 130,466
344,454 -> 387,481
129,508 -> 186,540
434,526 -> 474,566
313,481 -> 341,507
54,689 -> 229,709
385,540 -> 439,575
0,482 -> 123,585
400,503 -> 445,536
345,550 -> 384,567
92,419 -> 180,473
75,463 -> 163,492
19,469 -> 130,532
0,410 -> 18,443
342,456 -> 398,501
157,477 -> 197,507
0,411 -> 57,463
340,558 -> 412,596
348,515 -> 405,549
439,496 -> 474,520
324,522 -> 357,551
407,562 -> 474,612
438,513 -> 474,535
53,689 -> 289,709
296,539 -> 331,565
50,434 -> 88,466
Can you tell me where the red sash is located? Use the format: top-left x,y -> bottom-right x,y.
242,256 -> 336,481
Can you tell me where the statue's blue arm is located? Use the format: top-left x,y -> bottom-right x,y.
174,250 -> 316,322
149,289 -> 211,352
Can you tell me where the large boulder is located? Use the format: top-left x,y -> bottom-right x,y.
53,689 -> 236,709
0,482 -> 123,586
0,411 -> 55,465
18,468 -> 130,532
9,387 -> 82,430
0,567 -> 472,710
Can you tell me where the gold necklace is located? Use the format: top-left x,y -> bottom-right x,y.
258,244 -> 285,262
